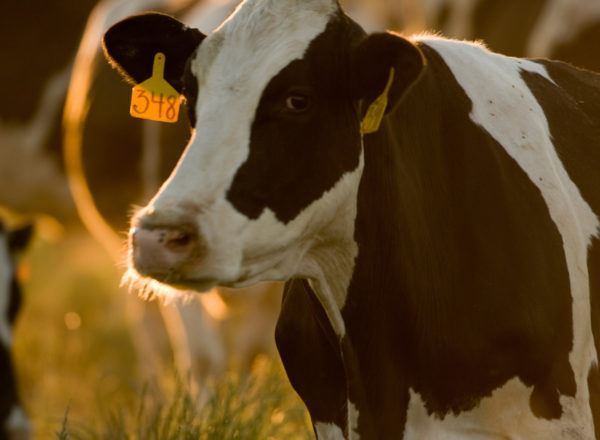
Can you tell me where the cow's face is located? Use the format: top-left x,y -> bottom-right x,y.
0,222 -> 32,440
104,0 -> 424,294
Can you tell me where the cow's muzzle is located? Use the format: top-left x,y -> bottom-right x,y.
130,224 -> 203,281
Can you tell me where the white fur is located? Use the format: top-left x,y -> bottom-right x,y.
408,35 -> 599,439
348,400 -> 360,439
315,421 -> 346,440
0,233 -> 13,348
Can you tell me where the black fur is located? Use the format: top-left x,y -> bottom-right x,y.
274,27 -> 595,437
226,15 -> 424,223
103,12 -> 205,93
523,58 -> 600,432
1,222 -> 33,434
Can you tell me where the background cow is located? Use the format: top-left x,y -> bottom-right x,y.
375,0 -> 600,72
104,0 -> 600,438
0,221 -> 33,440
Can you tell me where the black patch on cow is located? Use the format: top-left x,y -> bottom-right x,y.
0,342 -> 19,436
472,0 -> 546,57
103,13 -> 205,93
351,32 -> 425,117
8,278 -> 21,326
276,279 -> 348,432
226,15 -> 363,224
339,43 -> 575,434
551,23 -> 600,73
522,59 -> 600,424
521,60 -> 600,233
0,225 -> 26,432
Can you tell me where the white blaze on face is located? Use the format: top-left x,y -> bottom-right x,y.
411,35 -> 599,438
138,0 -> 359,289
0,232 -> 13,348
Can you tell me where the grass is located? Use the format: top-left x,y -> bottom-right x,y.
10,222 -> 313,439
59,359 -> 312,440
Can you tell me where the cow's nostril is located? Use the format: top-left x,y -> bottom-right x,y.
164,229 -> 196,252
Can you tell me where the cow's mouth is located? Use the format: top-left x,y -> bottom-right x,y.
157,274 -> 219,292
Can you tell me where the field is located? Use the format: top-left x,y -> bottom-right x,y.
12,220 -> 313,439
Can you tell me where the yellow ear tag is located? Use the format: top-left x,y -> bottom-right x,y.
360,67 -> 395,135
130,52 -> 181,123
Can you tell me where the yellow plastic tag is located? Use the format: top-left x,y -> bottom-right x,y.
360,67 -> 395,135
130,52 -> 181,123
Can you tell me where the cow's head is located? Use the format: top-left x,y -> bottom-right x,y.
0,221 -> 33,440
104,0 -> 424,295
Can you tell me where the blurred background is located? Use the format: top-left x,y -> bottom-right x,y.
1,0 -> 599,438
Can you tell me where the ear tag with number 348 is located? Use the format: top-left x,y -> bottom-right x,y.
130,52 -> 181,123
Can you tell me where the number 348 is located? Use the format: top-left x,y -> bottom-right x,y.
131,89 -> 179,122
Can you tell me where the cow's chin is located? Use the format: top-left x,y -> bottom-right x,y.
121,266 -> 222,301
122,264 -> 284,302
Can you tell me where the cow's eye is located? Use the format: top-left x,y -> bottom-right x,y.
285,94 -> 311,112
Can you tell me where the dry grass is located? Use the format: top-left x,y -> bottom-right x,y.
12,226 -> 312,439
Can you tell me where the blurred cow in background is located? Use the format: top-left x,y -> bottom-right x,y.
64,0 -> 284,399
368,0 -> 600,72
0,0 -> 98,222
0,221 -> 33,440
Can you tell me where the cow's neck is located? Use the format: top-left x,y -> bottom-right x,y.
295,144 -> 364,338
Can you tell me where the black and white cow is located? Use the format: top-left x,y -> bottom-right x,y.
0,222 -> 33,440
103,0 -> 600,438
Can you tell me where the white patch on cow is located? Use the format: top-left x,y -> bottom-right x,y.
0,233 -> 13,348
315,421 -> 346,440
411,35 -> 599,438
406,380 -> 593,439
527,0 -> 600,57
348,400 -> 360,439
5,405 -> 32,440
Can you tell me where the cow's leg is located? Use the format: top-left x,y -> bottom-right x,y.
158,293 -> 226,404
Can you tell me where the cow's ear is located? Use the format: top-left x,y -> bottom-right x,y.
351,32 -> 425,114
8,223 -> 33,254
103,12 -> 205,93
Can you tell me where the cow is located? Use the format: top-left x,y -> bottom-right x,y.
419,0 -> 600,72
103,0 -> 600,438
0,0 -> 100,223
0,221 -> 33,440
